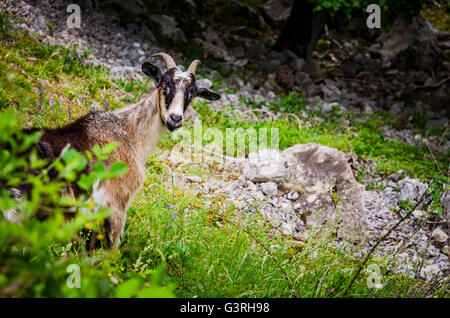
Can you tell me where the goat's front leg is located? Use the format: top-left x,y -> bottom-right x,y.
85,179 -> 131,249
104,207 -> 127,249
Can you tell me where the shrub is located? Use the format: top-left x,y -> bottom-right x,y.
0,109 -> 173,297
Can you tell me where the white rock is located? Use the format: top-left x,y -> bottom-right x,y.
280,202 -> 292,214
252,191 -> 266,201
287,191 -> 299,201
246,180 -> 258,192
243,149 -> 289,182
196,78 -> 213,89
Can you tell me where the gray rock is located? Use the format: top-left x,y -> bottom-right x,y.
193,38 -> 232,62
290,58 -> 305,72
231,46 -> 246,59
398,178 -> 428,205
224,93 -> 239,105
431,228 -> 448,243
243,149 -> 290,182
294,72 -> 312,88
187,175 -> 202,183
203,25 -> 226,50
150,14 -> 186,42
258,59 -> 283,71
441,190 -> 450,221
252,190 -> 266,201
369,14 -> 440,72
282,143 -> 367,240
260,182 -> 278,197
261,0 -> 294,28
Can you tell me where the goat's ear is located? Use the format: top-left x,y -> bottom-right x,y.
142,62 -> 162,86
196,87 -> 221,101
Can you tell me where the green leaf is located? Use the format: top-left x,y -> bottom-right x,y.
109,162 -> 128,177
115,278 -> 141,298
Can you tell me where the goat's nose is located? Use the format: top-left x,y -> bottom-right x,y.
170,113 -> 182,124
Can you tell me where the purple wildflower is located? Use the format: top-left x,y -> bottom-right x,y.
327,289 -> 333,293
67,103 -> 73,122
172,211 -> 178,219
168,205 -> 174,210
49,99 -> 53,105
104,99 -> 110,111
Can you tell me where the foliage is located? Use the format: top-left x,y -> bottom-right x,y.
0,109 -> 174,297
310,0 -> 421,23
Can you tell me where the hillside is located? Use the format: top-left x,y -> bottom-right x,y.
0,0 -> 448,298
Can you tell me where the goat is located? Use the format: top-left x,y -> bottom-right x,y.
4,52 -> 220,249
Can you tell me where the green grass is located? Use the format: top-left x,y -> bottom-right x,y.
189,97 -> 448,182
0,11 -> 132,128
118,155 -> 447,298
0,10 -> 448,298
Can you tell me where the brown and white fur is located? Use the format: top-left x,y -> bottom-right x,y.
5,53 -> 220,249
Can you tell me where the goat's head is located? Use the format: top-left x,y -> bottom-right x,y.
142,52 -> 220,132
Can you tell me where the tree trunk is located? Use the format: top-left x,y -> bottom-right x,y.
273,0 -> 328,59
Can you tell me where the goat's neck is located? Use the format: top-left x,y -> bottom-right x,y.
116,89 -> 166,166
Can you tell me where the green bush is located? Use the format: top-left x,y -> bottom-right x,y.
0,109 -> 173,297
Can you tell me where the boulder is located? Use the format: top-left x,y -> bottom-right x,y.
369,14 -> 440,72
150,14 -> 186,42
260,182 -> 278,197
193,38 -> 232,62
281,143 -> 367,240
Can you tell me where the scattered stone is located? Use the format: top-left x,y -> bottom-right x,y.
90,101 -> 102,111
196,78 -> 213,89
431,228 -> 448,243
187,175 -> 202,183
260,182 -> 278,197
398,178 -> 428,205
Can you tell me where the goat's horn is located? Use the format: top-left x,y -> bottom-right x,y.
187,59 -> 200,74
152,52 -> 177,69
